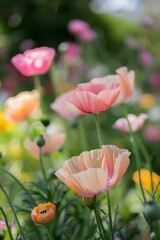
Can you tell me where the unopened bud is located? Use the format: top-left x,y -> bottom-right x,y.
82,197 -> 94,209
144,200 -> 160,222
36,135 -> 45,147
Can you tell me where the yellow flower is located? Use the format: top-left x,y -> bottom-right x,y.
132,168 -> 160,192
139,94 -> 156,109
0,112 -> 14,131
31,202 -> 56,225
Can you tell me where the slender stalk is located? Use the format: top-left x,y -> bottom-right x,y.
0,184 -> 26,240
78,117 -> 88,151
123,106 -> 146,203
0,166 -> 36,204
39,147 -> 48,185
46,225 -> 54,240
0,207 -> 14,240
33,75 -> 44,113
94,113 -> 114,240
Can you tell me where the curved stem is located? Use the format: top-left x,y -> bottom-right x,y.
106,191 -> 114,240
39,147 -> 48,185
0,166 -> 36,205
78,117 -> 88,151
46,225 -> 54,240
0,184 -> 26,240
94,114 -> 104,147
0,207 -> 14,240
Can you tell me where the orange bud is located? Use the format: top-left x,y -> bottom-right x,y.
31,202 -> 56,225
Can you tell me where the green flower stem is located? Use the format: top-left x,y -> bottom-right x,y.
123,106 -> 146,203
39,147 -> 48,186
78,117 -> 88,151
93,196 -> 108,240
0,207 -> 14,240
94,113 -> 114,240
0,184 -> 26,240
46,225 -> 54,240
0,166 -> 36,205
33,75 -> 44,113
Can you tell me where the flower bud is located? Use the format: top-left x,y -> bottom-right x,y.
144,200 -> 160,222
31,202 -> 56,225
82,197 -> 94,209
36,135 -> 45,147
40,115 -> 50,127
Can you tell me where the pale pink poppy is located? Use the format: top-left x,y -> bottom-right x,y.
68,19 -> 97,42
144,124 -> 160,142
65,82 -> 120,114
50,91 -> 83,119
138,50 -> 154,68
55,145 -> 130,197
92,66 -> 135,103
11,46 -> 55,76
4,90 -> 40,122
0,221 -> 7,230
25,124 -> 66,159
113,113 -> 148,134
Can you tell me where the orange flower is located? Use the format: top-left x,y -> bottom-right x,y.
132,168 -> 160,192
4,90 -> 40,122
31,202 -> 56,225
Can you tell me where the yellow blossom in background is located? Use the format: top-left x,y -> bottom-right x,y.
139,93 -> 156,109
133,168 -> 160,193
0,112 -> 14,131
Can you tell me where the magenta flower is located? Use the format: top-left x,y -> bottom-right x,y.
51,91 -> 83,119
55,145 -> 130,197
68,19 -> 97,42
65,82 -> 120,114
11,46 -> 55,76
144,124 -> 160,142
113,113 -> 148,134
138,50 -> 154,68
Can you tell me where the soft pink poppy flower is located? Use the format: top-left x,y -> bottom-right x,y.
113,113 -> 148,134
138,50 -> 154,68
144,124 -> 160,142
65,82 -> 120,114
50,91 -> 83,119
92,66 -> 135,103
68,19 -> 97,42
4,90 -> 40,122
55,145 -> 130,197
25,124 -> 66,159
0,221 -> 7,230
11,46 -> 55,76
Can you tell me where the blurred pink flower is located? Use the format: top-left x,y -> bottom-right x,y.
55,145 -> 130,197
65,82 -> 120,114
144,124 -> 160,142
125,37 -> 139,49
68,19 -> 97,42
92,66 -> 135,104
4,90 -> 40,122
142,16 -> 155,29
113,113 -> 148,134
51,91 -> 83,119
148,72 -> 160,87
58,42 -> 81,64
138,50 -> 154,68
25,124 -> 66,159
0,221 -> 7,230
11,46 -> 55,76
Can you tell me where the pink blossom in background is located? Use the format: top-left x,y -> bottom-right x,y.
92,66 -> 135,104
25,124 -> 66,159
55,145 -> 130,197
58,42 -> 81,63
148,72 -> 160,87
0,221 -> 7,230
142,16 -> 155,29
125,37 -> 139,49
50,91 -> 83,119
65,82 -> 120,114
144,124 -> 160,142
11,46 -> 55,76
138,50 -> 154,68
4,90 -> 40,122
68,19 -> 97,42
113,113 -> 148,134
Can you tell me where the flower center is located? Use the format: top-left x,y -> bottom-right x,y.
40,208 -> 47,214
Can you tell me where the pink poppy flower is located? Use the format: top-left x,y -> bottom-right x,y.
11,46 -> 55,76
0,221 -> 7,230
55,145 -> 130,197
92,66 -> 135,104
68,19 -> 97,42
4,90 -> 40,122
25,124 -> 66,159
65,82 -> 120,114
113,113 -> 148,134
50,91 -> 83,119
138,50 -> 154,68
144,124 -> 160,142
